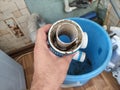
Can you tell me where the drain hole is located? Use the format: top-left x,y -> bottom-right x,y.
98,48 -> 102,55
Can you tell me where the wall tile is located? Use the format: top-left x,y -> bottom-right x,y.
0,2 -> 18,12
19,22 -> 29,36
0,45 -> 9,52
14,0 -> 26,9
2,10 -> 14,19
0,12 -> 4,20
12,10 -> 22,18
0,0 -> 32,53
23,38 -> 31,43
0,21 -> 8,30
1,33 -> 11,40
0,1 -> 10,11
20,8 -> 30,16
0,31 -> 2,36
0,36 -> 8,42
17,14 -> 28,23
0,30 -> 9,35
13,41 -> 26,49
4,18 -> 25,38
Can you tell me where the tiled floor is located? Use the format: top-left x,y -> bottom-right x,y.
16,51 -> 120,90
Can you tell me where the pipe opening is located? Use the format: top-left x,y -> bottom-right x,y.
49,19 -> 82,53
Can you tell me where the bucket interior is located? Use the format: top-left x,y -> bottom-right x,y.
67,18 -> 111,75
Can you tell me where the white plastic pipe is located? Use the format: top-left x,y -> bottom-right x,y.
64,0 -> 77,13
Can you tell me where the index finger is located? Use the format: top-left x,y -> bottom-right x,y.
35,24 -> 52,48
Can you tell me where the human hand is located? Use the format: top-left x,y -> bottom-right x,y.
31,24 -> 74,90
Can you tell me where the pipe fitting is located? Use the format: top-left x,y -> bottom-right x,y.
48,19 -> 88,56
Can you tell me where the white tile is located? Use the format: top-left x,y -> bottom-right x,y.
0,31 -> 2,36
0,1 -> 18,12
1,41 -> 15,52
19,22 -> 27,28
0,1 -> 10,11
13,41 -> 26,48
1,33 -> 12,40
7,28 -> 17,38
0,36 -> 8,43
6,48 -> 15,52
23,38 -> 31,43
0,9 -> 1,13
8,2 -> 18,12
0,12 -> 4,20
0,45 -> 9,51
14,36 -> 23,40
16,14 -> 29,23
0,0 -> 32,52
0,38 -> 9,48
0,30 -> 9,35
19,22 -> 28,33
19,22 -> 32,40
4,33 -> 14,40
14,0 -> 26,9
0,21 -> 8,30
2,10 -> 14,19
12,10 -> 22,18
20,8 -> 30,16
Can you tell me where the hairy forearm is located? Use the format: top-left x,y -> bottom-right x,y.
30,73 -> 60,90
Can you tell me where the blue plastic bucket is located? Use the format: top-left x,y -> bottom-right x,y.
62,18 -> 112,87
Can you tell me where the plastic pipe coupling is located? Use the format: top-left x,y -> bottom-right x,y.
48,19 -> 88,62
